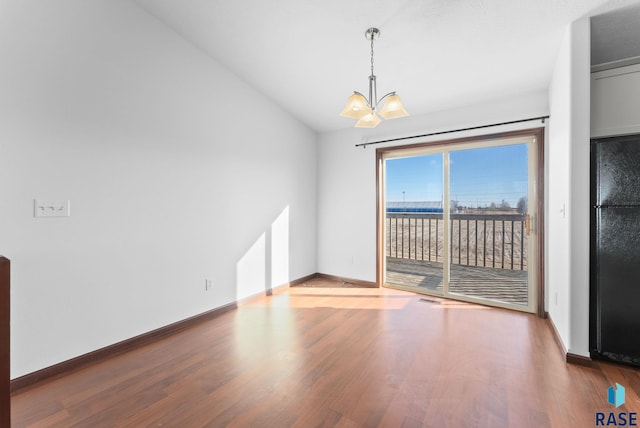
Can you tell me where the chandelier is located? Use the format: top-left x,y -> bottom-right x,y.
340,27 -> 408,128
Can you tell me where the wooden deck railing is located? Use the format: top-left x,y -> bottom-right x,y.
386,213 -> 528,271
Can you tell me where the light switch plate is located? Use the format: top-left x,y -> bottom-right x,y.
34,199 -> 71,217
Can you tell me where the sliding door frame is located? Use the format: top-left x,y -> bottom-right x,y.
376,127 -> 545,317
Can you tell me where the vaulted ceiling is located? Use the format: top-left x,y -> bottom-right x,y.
134,0 -> 640,133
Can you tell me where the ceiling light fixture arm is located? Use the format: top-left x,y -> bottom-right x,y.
353,91 -> 369,106
375,91 -> 397,109
354,84 -> 394,111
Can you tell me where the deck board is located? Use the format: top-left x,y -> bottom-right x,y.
386,257 -> 528,306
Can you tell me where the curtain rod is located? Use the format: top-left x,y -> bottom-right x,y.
354,115 -> 549,148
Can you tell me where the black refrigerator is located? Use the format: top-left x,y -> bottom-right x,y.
591,134 -> 640,366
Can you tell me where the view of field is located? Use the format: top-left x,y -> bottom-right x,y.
386,211 -> 528,272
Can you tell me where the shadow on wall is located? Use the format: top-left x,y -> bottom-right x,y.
236,206 -> 290,300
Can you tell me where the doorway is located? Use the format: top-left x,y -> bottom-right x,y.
376,129 -> 544,315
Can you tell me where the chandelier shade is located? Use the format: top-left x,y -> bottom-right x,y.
340,28 -> 408,128
355,111 -> 382,128
339,93 -> 370,119
378,93 -> 409,119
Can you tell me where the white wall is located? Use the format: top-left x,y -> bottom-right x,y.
547,26 -> 573,350
568,17 -> 592,357
0,0 -> 317,378
547,17 -> 592,357
318,90 -> 549,282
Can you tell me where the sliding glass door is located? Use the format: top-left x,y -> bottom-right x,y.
385,153 -> 445,292
379,131 -> 541,313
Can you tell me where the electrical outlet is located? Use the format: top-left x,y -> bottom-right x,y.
34,199 -> 70,217
205,279 -> 213,291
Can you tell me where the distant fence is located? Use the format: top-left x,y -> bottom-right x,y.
386,212 -> 528,271
386,208 -> 443,213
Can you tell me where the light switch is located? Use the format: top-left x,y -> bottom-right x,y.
34,199 -> 70,217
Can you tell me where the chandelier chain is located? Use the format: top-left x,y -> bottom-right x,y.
370,32 -> 375,77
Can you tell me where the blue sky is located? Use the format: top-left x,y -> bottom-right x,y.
385,144 -> 528,207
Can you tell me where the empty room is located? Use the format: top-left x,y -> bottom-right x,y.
2,0 -> 640,426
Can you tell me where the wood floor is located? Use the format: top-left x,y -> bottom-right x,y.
11,278 -> 640,427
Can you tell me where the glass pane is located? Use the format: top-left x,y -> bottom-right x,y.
385,154 -> 444,292
448,144 -> 529,306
